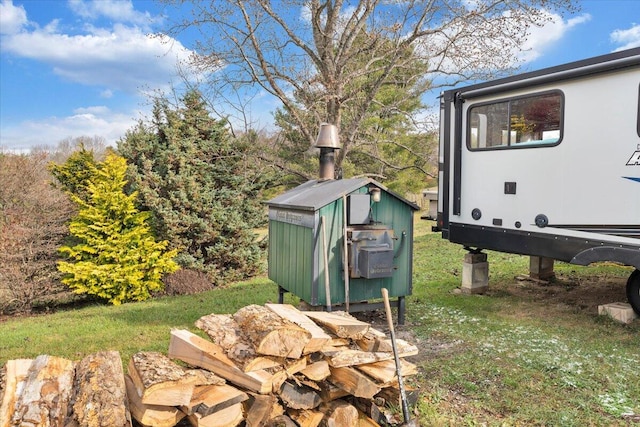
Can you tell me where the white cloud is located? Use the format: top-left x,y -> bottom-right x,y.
0,106 -> 144,151
0,0 -> 27,35
1,22 -> 195,94
68,0 -> 161,28
611,24 -> 640,51
518,12 -> 591,63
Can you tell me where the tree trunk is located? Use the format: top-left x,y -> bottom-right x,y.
9,355 -> 75,427
0,359 -> 32,427
67,350 -> 131,427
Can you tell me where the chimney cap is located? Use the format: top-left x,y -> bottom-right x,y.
315,123 -> 340,149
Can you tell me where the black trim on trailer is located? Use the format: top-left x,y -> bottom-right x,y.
440,92 -> 453,237
448,223 -> 640,269
454,48 -> 640,101
453,93 -> 464,215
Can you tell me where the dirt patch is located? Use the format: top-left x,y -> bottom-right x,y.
489,273 -> 629,315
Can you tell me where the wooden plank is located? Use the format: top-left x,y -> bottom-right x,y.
328,367 -> 381,399
9,355 -> 75,427
128,351 -> 198,406
125,375 -> 185,427
182,383 -> 248,417
303,311 -> 370,340
168,329 -> 272,394
0,359 -> 32,427
69,351 -> 131,427
265,303 -> 332,353
234,304 -> 311,359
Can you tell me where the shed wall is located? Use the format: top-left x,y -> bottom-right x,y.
268,219 -> 315,303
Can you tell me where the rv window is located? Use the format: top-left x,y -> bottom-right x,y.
468,91 -> 563,150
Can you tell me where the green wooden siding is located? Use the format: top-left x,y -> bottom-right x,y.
268,220 -> 314,302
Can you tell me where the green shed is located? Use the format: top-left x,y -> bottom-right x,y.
266,177 -> 419,323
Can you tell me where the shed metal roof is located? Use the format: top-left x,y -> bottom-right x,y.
266,178 -> 420,212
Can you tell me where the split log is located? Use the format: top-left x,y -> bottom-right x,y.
124,375 -> 185,427
187,368 -> 226,386
350,397 -> 387,426
270,357 -> 308,393
323,349 -> 414,368
300,360 -> 331,382
328,367 -> 381,399
195,313 -> 255,365
303,311 -> 370,340
0,359 -> 32,427
9,355 -> 75,427
318,381 -> 350,402
357,414 -> 382,427
278,381 -> 322,410
243,393 -> 279,427
67,350 -> 131,427
356,359 -> 417,385
357,335 -> 419,356
234,304 -> 311,359
243,356 -> 283,372
265,304 -> 331,353
168,329 -> 272,394
265,415 -> 297,427
187,402 -> 244,427
181,383 -> 248,417
287,408 -> 324,427
376,386 -> 420,412
128,351 -> 198,406
322,400 -> 360,427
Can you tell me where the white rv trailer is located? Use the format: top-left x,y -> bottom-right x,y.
436,47 -> 640,314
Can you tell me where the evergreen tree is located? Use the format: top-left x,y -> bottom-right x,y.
118,90 -> 266,283
49,145 -> 99,203
57,153 -> 178,305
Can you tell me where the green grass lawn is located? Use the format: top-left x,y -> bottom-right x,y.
1,219 -> 638,426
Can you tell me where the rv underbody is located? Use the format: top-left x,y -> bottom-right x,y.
437,48 -> 640,315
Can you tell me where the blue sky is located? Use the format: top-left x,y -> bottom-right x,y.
1,0 -> 639,152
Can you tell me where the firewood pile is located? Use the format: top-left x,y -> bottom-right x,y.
1,303 -> 419,427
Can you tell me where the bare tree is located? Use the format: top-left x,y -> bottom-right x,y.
164,0 -> 577,173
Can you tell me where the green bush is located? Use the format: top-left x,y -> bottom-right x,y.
57,153 -> 179,305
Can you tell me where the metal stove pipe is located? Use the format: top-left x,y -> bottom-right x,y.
315,123 -> 340,180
